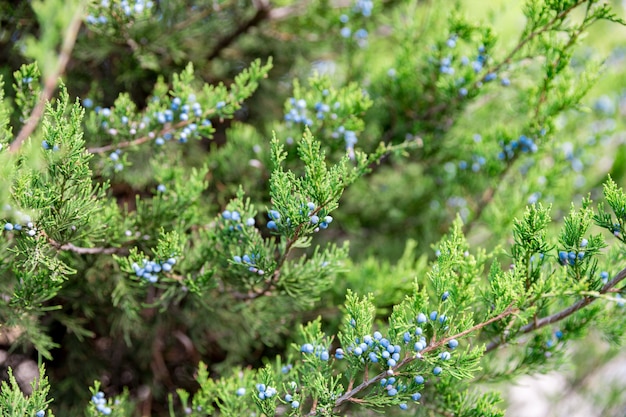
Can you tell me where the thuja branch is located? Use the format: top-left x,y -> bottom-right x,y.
331,305 -> 519,411
484,265 -> 626,353
9,2 -> 84,153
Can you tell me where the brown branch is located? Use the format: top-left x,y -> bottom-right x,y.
47,235 -> 129,255
206,2 -> 271,61
87,118 -> 196,154
485,265 -> 626,353
9,3 -> 84,153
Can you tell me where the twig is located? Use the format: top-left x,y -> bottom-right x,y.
206,2 -> 271,61
331,306 -> 519,411
9,3 -> 85,153
47,235 -> 129,255
485,265 -> 626,353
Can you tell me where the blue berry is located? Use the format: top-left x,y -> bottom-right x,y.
285,394 -> 293,402
268,210 -> 281,220
387,358 -> 397,367
369,352 -> 379,362
267,220 -> 277,230
448,339 -> 459,349
335,348 -> 344,359
373,331 -> 383,340
320,351 -> 330,361
387,388 -> 398,396
291,401 -> 300,408
417,313 -> 427,323
399,403 -> 408,410
555,330 -> 563,339
403,332 -> 411,343
36,411 -> 45,417
4,223 -> 13,231
310,215 -> 320,224
157,184 -> 166,193
236,387 -> 246,396
600,271 -> 609,283
231,211 -> 241,221
429,311 -> 438,321
440,351 -> 451,360
411,392 -> 421,401
354,347 -> 363,356
441,291 -> 450,301
414,375 -> 424,384
433,366 -> 442,375
246,217 -> 255,226
301,343 -> 314,354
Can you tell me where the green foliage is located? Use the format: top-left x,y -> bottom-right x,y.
1,0 -> 626,416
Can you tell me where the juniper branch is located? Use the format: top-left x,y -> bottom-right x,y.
331,305 -> 519,412
485,265 -> 626,353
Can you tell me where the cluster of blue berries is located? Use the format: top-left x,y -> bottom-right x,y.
41,140 -> 60,152
339,0 -> 371,47
131,257 -> 176,283
545,329 -> 565,349
284,98 -> 314,126
458,154 -> 487,172
284,393 -> 300,409
300,202 -> 334,232
300,342 -> 331,361
88,93 -> 213,150
385,374 -> 424,410
498,135 -> 538,160
3,221 -> 37,237
267,209 -> 282,231
232,253 -> 264,275
282,95 -> 359,157
108,149 -> 124,172
222,209 -> 256,228
91,391 -> 112,415
330,125 -> 358,158
338,330 -> 413,368
256,383 -> 277,400
558,238 -> 588,267
86,0 -> 153,25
